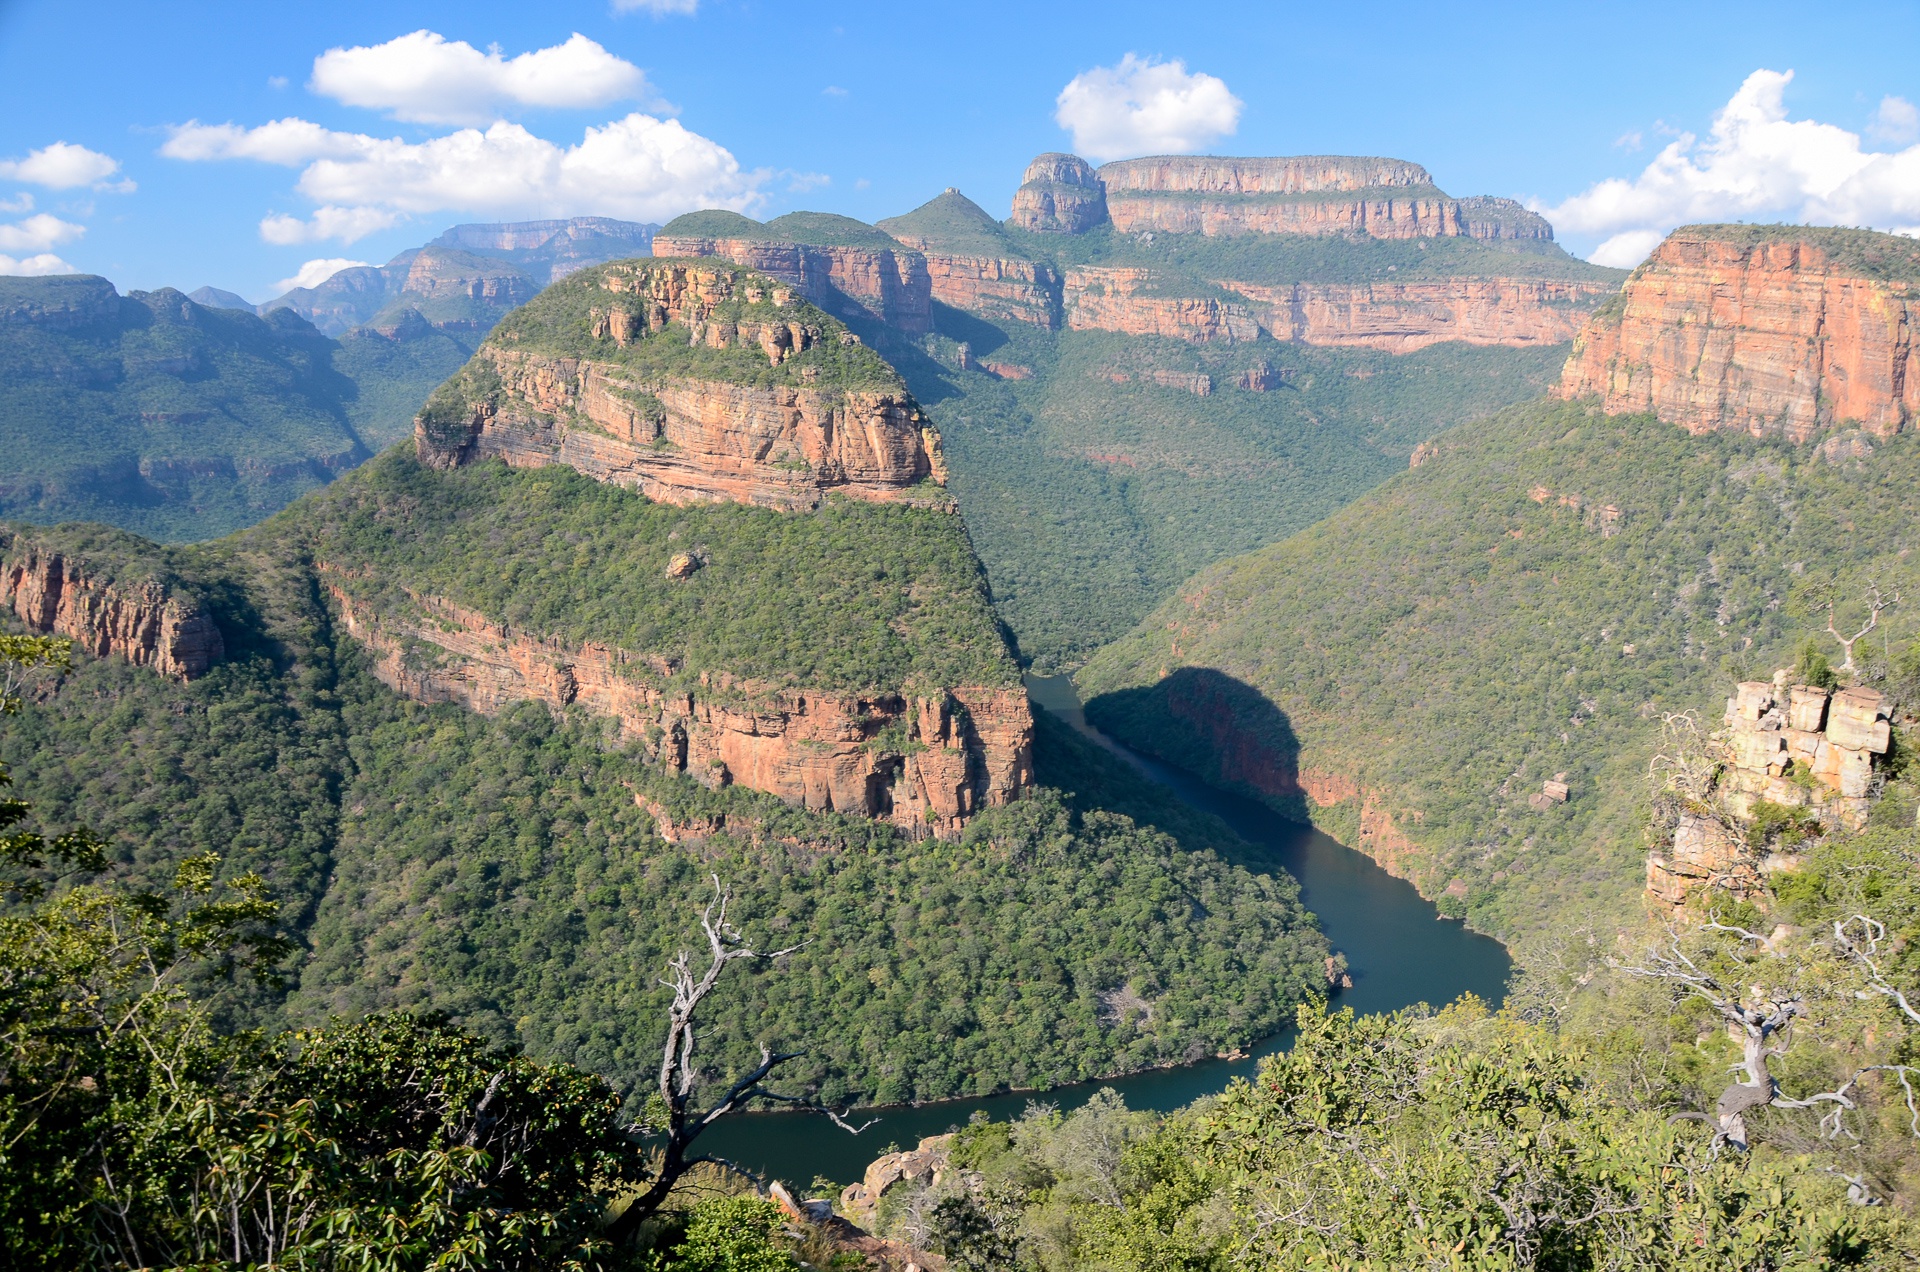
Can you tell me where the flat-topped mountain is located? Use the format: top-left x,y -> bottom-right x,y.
652,212 -> 933,332
1559,224 -> 1920,439
428,215 -> 659,283
416,259 -> 945,510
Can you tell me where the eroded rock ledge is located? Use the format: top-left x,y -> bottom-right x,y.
415,262 -> 950,511
0,531 -> 223,681
1558,226 -> 1920,439
329,585 -> 1032,836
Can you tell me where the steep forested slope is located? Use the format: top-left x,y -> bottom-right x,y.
1078,397 -> 1920,942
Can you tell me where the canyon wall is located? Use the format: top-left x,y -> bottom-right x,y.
330,587 -> 1032,837
1008,153 -> 1108,233
0,532 -> 223,681
1558,228 -> 1920,440
1106,192 -> 1464,240
650,234 -> 932,333
1062,269 -> 1615,351
416,262 -> 948,511
1097,155 -> 1437,195
918,253 -> 1060,328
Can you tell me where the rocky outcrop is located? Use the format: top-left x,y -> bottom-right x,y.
1062,270 -> 1615,351
330,588 -> 1031,837
1457,196 -> 1556,242
650,235 -> 932,332
1647,673 -> 1893,907
1106,190 -> 1463,239
1228,278 -> 1617,353
919,253 -> 1060,327
0,534 -> 223,681
1558,227 -> 1920,440
1098,155 -> 1437,195
416,263 -> 948,511
1009,153 -> 1108,232
840,1134 -> 955,1227
1063,267 -> 1261,343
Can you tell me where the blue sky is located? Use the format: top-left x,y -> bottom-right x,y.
1,0 -> 1916,298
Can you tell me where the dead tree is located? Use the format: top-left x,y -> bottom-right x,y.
608,878 -> 871,1241
1817,581 -> 1900,675
1617,921 -> 1920,1167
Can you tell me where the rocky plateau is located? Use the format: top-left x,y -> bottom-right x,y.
0,530 -> 223,681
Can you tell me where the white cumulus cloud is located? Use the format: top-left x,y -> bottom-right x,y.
0,213 -> 84,253
1546,70 -> 1920,267
0,253 -> 74,276
273,257 -> 371,294
261,205 -> 402,245
310,31 -> 649,126
1868,95 -> 1920,146
1055,54 -> 1242,163
168,112 -> 765,243
0,142 -> 131,192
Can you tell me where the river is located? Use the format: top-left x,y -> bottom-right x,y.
695,673 -> 1511,1186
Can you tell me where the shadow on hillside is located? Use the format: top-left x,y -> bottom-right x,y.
1082,667 -> 1311,825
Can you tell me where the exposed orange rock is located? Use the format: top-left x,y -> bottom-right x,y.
1227,278 -> 1617,353
1558,227 -> 1920,440
651,235 -> 931,332
1098,155 -> 1437,195
1063,267 -> 1261,343
329,587 -> 1031,838
1061,269 -> 1614,351
1108,191 -> 1462,239
1009,153 -> 1107,233
916,252 -> 1060,327
415,263 -> 948,511
1,533 -> 223,681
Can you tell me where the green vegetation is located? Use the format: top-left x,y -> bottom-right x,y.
1079,397 -> 1920,943
850,312 -> 1568,669
1,448 -> 1327,1107
473,261 -> 905,396
332,323 -> 478,450
306,450 -> 1017,692
1678,223 -> 1920,281
999,222 -> 1625,285
877,190 -> 1036,258
659,209 -> 911,254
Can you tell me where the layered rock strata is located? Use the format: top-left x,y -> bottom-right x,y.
416,262 -> 948,511
1062,269 -> 1615,351
1646,674 -> 1892,907
1097,155 -> 1459,239
1009,153 -> 1108,233
0,534 -> 223,681
917,252 -> 1060,327
1558,228 -> 1920,439
330,588 -> 1031,837
649,235 -> 932,332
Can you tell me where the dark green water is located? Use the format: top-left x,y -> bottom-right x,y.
696,673 -> 1511,1188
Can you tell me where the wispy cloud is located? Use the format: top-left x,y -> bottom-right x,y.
0,141 -> 132,192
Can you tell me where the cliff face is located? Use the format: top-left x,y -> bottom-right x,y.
1097,155 -> 1436,195
1106,191 -> 1463,239
416,261 -> 947,511
1231,278 -> 1617,353
1008,153 -> 1108,233
1558,227 -> 1920,440
330,587 -> 1031,837
650,235 -> 932,332
1062,269 -> 1615,351
1063,267 -> 1261,343
0,533 -> 223,681
919,253 -> 1060,328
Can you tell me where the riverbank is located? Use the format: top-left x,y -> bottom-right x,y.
693,675 -> 1510,1185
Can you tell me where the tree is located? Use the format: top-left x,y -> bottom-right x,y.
609,880 -> 870,1242
1803,578 -> 1901,676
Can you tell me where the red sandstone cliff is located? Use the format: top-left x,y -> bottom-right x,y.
329,586 -> 1031,837
1062,268 -> 1615,351
1558,227 -> 1920,440
915,252 -> 1060,328
1008,153 -> 1108,233
416,262 -> 948,511
650,235 -> 932,333
1,534 -> 223,681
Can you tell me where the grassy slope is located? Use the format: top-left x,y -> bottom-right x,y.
1077,398 -> 1920,944
0,452 -> 1328,1100
309,450 -> 1019,692
850,308 -> 1567,670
